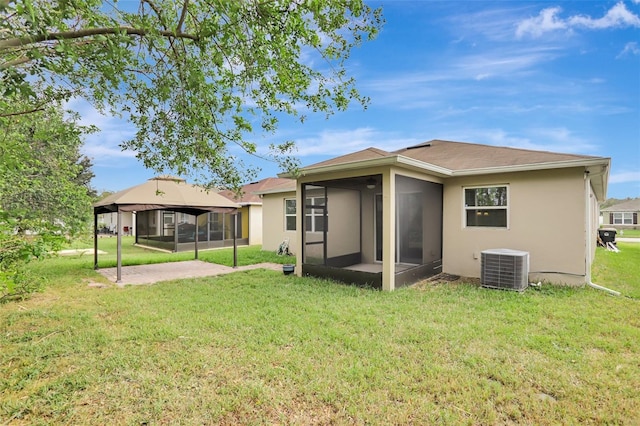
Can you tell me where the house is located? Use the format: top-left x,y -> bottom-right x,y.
218,177 -> 295,246
262,139 -> 610,291
97,211 -> 134,235
600,199 -> 640,229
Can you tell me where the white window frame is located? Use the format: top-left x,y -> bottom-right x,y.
305,196 -> 326,233
463,184 -> 509,229
284,198 -> 296,231
613,212 -> 633,225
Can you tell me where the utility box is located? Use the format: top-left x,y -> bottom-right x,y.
481,249 -> 529,291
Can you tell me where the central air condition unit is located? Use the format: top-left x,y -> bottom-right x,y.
481,249 -> 529,291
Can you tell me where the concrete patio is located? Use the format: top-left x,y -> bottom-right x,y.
97,260 -> 283,286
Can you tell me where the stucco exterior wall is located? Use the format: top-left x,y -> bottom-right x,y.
442,167 -> 588,286
262,191 -> 297,252
325,187 -> 361,259
248,204 -> 263,245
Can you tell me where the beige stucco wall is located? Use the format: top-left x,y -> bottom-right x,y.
248,204 -> 262,245
325,187 -> 361,259
442,167 -> 588,285
261,191 -> 297,253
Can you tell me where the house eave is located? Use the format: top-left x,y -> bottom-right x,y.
291,156 -> 610,193
292,156 -> 453,179
451,158 -> 609,176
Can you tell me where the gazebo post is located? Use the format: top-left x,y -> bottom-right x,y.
93,210 -> 98,270
194,213 -> 199,260
233,213 -> 238,268
116,207 -> 122,283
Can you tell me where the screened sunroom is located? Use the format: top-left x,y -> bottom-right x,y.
135,209 -> 246,252
298,172 -> 443,290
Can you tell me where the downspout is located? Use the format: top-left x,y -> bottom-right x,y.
584,171 -> 620,296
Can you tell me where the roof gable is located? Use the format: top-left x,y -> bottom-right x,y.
304,147 -> 392,170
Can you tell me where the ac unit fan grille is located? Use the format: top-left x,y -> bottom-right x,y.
481,249 -> 529,291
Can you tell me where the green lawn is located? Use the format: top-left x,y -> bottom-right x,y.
1,244 -> 639,424
615,228 -> 640,238
69,236 -> 295,268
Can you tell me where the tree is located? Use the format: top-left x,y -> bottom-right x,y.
0,101 -> 95,300
1,0 -> 383,190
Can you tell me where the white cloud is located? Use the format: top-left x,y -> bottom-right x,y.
609,171 -> 640,184
64,97 -> 138,165
438,127 -> 599,155
516,2 -> 640,38
516,7 -> 567,38
293,128 -> 422,157
617,41 -> 640,57
569,2 -> 640,29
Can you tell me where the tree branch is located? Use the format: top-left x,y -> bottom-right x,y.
177,0 -> 189,33
0,26 -> 199,50
0,106 -> 47,118
0,56 -> 31,69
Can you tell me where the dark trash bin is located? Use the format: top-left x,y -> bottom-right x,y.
598,228 -> 616,246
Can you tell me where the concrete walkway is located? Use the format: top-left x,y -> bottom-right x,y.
97,260 -> 284,286
616,237 -> 640,243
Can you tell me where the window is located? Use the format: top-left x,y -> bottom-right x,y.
464,185 -> 508,228
284,199 -> 296,231
613,212 -> 633,225
305,197 -> 326,232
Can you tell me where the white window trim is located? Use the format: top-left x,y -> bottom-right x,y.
284,198 -> 296,231
463,184 -> 510,229
613,212 -> 633,225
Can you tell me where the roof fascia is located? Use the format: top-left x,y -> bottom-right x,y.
292,156 -> 453,179
286,154 -> 610,192
450,157 -> 610,176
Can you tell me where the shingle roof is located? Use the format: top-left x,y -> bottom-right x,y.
304,147 -> 391,170
601,198 -> 640,212
394,140 -> 601,170
218,177 -> 295,204
303,139 -> 604,172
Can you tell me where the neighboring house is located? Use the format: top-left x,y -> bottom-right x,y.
265,139 -> 609,291
219,177 -> 295,247
97,211 -> 134,235
600,199 -> 640,229
253,179 -> 297,252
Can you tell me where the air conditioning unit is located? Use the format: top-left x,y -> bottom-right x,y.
481,249 -> 529,291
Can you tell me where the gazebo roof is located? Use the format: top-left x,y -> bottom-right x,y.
94,176 -> 239,215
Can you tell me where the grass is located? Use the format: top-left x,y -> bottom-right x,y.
67,236 -> 295,268
614,228 -> 640,238
1,244 -> 639,424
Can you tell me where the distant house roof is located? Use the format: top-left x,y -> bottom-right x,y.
284,139 -> 610,200
219,177 -> 295,204
94,176 -> 239,215
601,199 -> 640,212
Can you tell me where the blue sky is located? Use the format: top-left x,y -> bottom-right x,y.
82,1 -> 640,199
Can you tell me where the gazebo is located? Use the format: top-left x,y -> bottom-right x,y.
93,176 -> 240,283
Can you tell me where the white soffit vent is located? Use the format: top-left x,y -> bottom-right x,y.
481,249 -> 529,291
